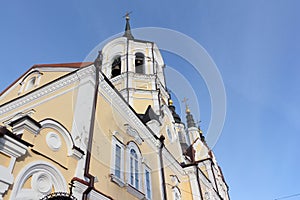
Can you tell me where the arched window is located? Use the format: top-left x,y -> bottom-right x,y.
10,161 -> 67,200
173,187 -> 181,200
135,52 -> 145,74
130,148 -> 139,189
25,76 -> 36,91
127,142 -> 141,190
111,56 -> 121,78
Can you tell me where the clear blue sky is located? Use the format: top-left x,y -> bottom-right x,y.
1,1 -> 300,200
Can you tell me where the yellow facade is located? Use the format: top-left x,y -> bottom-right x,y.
0,21 -> 229,200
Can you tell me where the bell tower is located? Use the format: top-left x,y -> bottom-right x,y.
100,14 -> 169,115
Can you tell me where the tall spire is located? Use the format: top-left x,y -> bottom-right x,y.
123,12 -> 134,39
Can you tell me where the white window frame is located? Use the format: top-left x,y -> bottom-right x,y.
144,165 -> 152,200
126,142 -> 142,190
18,71 -> 42,95
111,136 -> 125,187
173,186 -> 181,200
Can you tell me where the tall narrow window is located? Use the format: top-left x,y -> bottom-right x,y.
135,52 -> 145,74
145,168 -> 152,199
111,136 -> 125,186
111,56 -> 121,78
130,149 -> 139,189
173,187 -> 181,200
115,144 -> 121,178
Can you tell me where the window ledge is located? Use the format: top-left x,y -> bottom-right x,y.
110,174 -> 125,187
126,184 -> 145,200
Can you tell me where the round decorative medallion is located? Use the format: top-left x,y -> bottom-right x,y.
46,132 -> 62,151
31,172 -> 52,194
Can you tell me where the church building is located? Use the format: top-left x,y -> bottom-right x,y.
0,16 -> 230,200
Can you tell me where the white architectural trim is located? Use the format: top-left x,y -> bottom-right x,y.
70,70 -> 96,179
0,65 -> 94,116
144,165 -> 152,200
71,179 -> 88,200
10,161 -> 67,200
89,190 -> 112,200
0,133 -> 29,199
184,166 -> 202,200
72,179 -> 112,200
0,134 -> 28,158
35,67 -> 79,72
46,132 -> 62,151
161,104 -> 175,124
110,136 -> 125,187
40,119 -> 75,157
0,84 -> 81,123
126,184 -> 145,200
172,186 -> 182,200
124,124 -> 143,145
126,142 -> 142,191
146,120 -> 161,137
2,109 -> 36,127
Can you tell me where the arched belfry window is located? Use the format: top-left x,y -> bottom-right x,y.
111,56 -> 121,78
135,52 -> 145,74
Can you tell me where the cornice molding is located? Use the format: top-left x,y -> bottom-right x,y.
0,66 -> 95,116
0,133 -> 28,158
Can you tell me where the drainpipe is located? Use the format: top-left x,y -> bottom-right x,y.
82,51 -> 102,200
159,135 -> 167,200
196,165 -> 204,200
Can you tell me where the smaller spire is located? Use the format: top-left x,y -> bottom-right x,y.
168,98 -> 181,123
123,12 -> 134,39
182,97 -> 196,128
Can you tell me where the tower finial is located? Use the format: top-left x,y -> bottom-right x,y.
182,97 -> 190,113
123,11 -> 134,39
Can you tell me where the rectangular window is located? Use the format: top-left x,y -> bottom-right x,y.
145,168 -> 152,199
130,157 -> 134,185
111,136 -> 125,187
146,170 -> 151,199
115,144 -> 121,178
135,160 -> 139,189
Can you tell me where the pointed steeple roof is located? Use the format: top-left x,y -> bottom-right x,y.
186,105 -> 196,128
123,12 -> 134,39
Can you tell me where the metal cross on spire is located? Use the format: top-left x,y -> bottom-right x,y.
123,11 -> 132,20
182,97 -> 190,113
